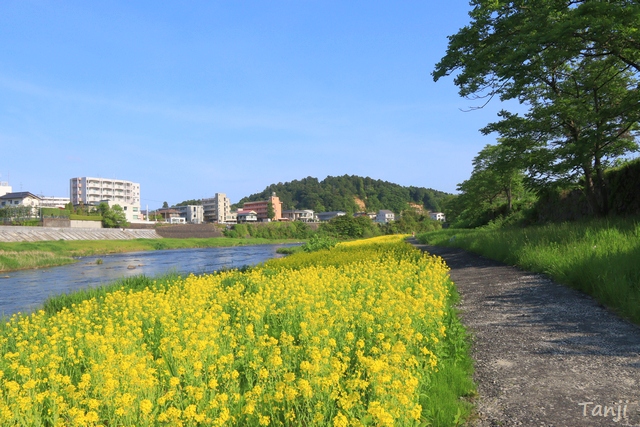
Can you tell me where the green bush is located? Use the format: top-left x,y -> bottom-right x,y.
302,234 -> 338,252
319,215 -> 380,239
223,222 -> 314,239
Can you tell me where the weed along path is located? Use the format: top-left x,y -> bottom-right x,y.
408,239 -> 640,426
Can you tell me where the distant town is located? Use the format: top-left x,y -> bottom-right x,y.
0,176 -> 446,226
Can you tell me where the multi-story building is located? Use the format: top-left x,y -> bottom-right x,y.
70,177 -> 141,222
0,181 -> 11,198
175,205 -> 204,224
40,196 -> 71,208
70,177 -> 140,207
242,193 -> 282,221
202,193 -> 231,223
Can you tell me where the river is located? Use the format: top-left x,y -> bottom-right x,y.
0,244 -> 297,317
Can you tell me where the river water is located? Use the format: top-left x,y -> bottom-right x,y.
0,244 -> 297,317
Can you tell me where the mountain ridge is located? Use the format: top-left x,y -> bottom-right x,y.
237,175 -> 453,215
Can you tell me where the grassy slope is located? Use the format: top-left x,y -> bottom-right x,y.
417,217 -> 640,324
0,237 -> 302,272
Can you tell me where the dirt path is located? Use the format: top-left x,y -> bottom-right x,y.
409,239 -> 640,426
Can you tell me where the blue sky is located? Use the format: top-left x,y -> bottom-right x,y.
0,1 -> 510,208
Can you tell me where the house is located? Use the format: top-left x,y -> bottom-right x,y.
316,211 -> 346,222
236,209 -> 258,223
0,192 -> 42,218
354,212 -> 377,220
281,209 -> 315,222
243,193 -> 283,221
429,212 -> 446,222
155,208 -> 182,222
376,210 -> 395,223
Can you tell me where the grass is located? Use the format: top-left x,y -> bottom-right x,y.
417,216 -> 640,324
0,237 -> 304,272
0,250 -> 77,272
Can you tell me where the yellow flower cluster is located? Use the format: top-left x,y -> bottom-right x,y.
0,235 -> 452,426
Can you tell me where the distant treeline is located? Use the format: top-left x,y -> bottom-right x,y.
237,175 -> 453,214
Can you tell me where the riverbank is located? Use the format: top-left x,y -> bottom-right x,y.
0,237 -> 304,272
416,216 -> 640,324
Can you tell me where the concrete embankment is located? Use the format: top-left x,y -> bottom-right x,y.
0,226 -> 160,242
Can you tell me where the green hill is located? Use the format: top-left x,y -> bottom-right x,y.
237,175 -> 453,214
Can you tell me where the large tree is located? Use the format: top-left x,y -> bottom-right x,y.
434,0 -> 640,215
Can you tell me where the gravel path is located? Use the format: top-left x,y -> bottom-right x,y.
409,239 -> 640,427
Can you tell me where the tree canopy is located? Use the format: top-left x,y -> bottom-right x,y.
98,202 -> 129,228
434,0 -> 640,217
238,175 -> 452,215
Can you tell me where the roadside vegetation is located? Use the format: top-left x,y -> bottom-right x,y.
417,217 -> 640,324
0,235 -> 475,426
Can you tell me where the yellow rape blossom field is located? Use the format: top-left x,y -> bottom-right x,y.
0,235 -> 475,426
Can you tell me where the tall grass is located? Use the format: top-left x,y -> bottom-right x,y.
0,237 -> 303,272
417,217 -> 640,324
0,250 -> 75,272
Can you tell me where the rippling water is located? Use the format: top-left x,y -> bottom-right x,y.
0,244 -> 297,317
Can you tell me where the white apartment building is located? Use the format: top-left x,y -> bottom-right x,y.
40,196 -> 71,208
70,177 -> 140,206
202,193 -> 231,223
0,181 -> 11,198
70,177 -> 141,222
175,205 -> 204,224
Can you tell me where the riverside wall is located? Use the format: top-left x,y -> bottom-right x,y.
0,226 -> 161,242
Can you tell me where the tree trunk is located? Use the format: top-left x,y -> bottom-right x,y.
583,164 -> 607,217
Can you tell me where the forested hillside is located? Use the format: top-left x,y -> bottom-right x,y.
237,175 -> 452,214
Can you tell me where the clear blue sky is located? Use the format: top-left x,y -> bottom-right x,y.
0,1 -> 509,209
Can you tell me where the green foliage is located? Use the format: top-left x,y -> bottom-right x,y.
223,221 -> 315,240
98,202 -> 129,228
174,199 -> 202,207
237,175 -> 451,214
319,215 -> 381,239
381,210 -> 443,234
434,0 -> 640,218
301,234 -> 338,252
41,207 -> 70,217
0,205 -> 36,223
443,142 -> 535,228
418,217 -> 640,324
